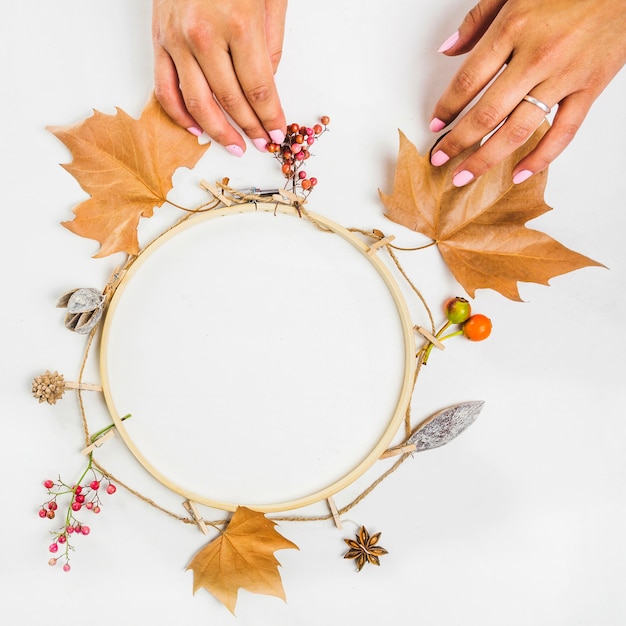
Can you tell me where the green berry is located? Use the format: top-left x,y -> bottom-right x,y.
444,297 -> 471,324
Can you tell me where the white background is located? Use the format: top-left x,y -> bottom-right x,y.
2,1 -> 625,624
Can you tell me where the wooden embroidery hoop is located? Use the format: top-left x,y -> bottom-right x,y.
99,202 -> 416,513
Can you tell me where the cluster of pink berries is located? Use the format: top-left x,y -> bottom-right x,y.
268,116 -> 329,195
39,473 -> 116,572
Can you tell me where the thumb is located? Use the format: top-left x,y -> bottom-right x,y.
440,0 -> 509,55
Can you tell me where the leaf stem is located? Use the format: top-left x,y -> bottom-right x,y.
90,414 -> 131,443
390,240 -> 437,252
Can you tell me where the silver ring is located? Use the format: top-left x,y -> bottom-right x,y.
522,95 -> 551,115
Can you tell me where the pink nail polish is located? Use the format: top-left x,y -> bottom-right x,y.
513,169 -> 533,184
252,138 -> 268,152
225,144 -> 244,157
452,170 -> 474,187
269,129 -> 285,144
186,126 -> 203,137
429,118 -> 446,133
431,150 -> 450,166
438,31 -> 460,53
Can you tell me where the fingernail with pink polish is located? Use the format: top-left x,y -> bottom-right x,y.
225,144 -> 244,157
269,129 -> 285,144
513,169 -> 533,185
438,31 -> 459,53
252,138 -> 268,152
429,118 -> 447,133
187,126 -> 203,137
453,170 -> 474,187
431,150 -> 450,166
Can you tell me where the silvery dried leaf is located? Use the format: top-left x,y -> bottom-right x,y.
57,288 -> 104,313
407,401 -> 484,452
64,306 -> 104,335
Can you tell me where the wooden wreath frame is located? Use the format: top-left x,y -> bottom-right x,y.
99,202 -> 417,513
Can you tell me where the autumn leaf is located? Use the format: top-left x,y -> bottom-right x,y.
379,123 -> 603,300
186,506 -> 299,614
48,93 -> 210,257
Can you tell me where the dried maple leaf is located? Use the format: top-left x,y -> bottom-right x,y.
48,93 -> 210,257
343,525 -> 388,572
379,123 -> 603,300
186,506 -> 299,614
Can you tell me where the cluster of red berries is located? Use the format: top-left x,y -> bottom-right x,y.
268,116 -> 329,195
39,473 -> 116,572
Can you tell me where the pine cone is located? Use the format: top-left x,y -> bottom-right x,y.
32,370 -> 66,404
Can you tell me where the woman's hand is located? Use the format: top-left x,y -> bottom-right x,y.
429,0 -> 626,186
152,0 -> 288,156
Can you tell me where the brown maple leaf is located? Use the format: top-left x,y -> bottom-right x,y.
379,123 -> 603,301
48,93 -> 210,257
343,525 -> 388,572
186,506 -> 299,615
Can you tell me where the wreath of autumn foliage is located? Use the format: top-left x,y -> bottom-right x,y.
43,94 -> 603,613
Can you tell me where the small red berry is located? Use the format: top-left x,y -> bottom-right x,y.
289,123 -> 299,133
44,480 -> 54,489
309,177 -> 318,187
85,502 -> 93,510
90,480 -> 100,491
313,124 -> 323,134
73,486 -> 82,495
66,526 -> 74,534
81,526 -> 91,536
75,494 -> 85,504
298,170 -> 307,179
267,142 -> 280,153
48,501 -> 58,511
38,509 -> 47,518
463,314 -> 492,341
48,558 -> 57,566
320,115 -> 330,125
301,179 -> 312,190
49,543 -> 59,553
71,502 -> 82,512
46,510 -> 55,519
93,506 -> 101,514
57,534 -> 67,544
63,563 -> 71,573
106,484 -> 116,495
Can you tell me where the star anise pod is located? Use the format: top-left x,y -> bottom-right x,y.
343,525 -> 388,572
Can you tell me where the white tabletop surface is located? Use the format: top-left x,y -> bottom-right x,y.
2,1 -> 625,624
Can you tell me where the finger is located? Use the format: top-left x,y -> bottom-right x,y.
449,93 -> 554,187
153,44 -> 203,137
265,0 -> 288,73
228,21 -> 286,142
430,24 -> 513,132
430,59 -> 542,165
512,94 -> 591,184
173,50 -> 247,156
439,0 -> 509,55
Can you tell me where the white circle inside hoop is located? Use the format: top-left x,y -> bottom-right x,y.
100,203 -> 415,512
